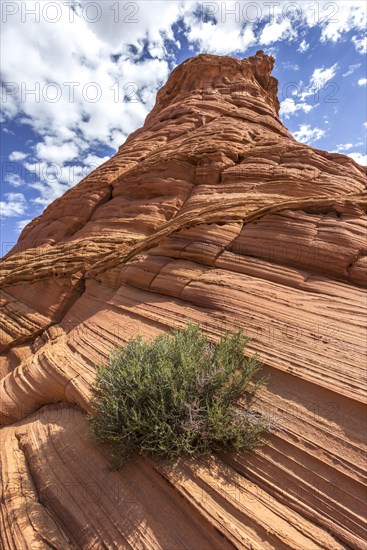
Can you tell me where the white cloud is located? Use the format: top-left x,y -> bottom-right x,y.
88,1 -> 183,52
293,124 -> 326,144
185,20 -> 255,54
4,173 -> 24,187
183,2 -> 300,55
35,137 -> 80,164
282,61 -> 299,71
363,122 -> 367,129
298,39 -> 309,52
358,78 -> 367,86
0,193 -> 27,216
9,151 -> 28,161
315,2 -> 367,43
347,152 -> 367,166
259,19 -> 295,46
280,98 -> 313,118
342,63 -> 361,77
1,1 -> 175,207
310,64 -> 338,89
352,35 -> 367,54
300,63 -> 338,100
335,143 -> 353,151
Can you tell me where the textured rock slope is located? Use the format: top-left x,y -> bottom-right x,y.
1,51 -> 366,549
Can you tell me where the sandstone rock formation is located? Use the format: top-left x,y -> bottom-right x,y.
1,51 -> 366,549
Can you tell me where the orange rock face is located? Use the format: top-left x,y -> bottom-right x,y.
1,51 -> 366,549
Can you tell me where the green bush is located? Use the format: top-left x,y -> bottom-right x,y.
89,323 -> 268,468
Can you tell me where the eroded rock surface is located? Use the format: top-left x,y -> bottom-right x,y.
1,51 -> 366,549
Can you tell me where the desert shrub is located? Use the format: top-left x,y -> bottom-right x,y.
89,323 -> 267,468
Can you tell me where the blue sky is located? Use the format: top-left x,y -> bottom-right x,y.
1,0 -> 366,254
